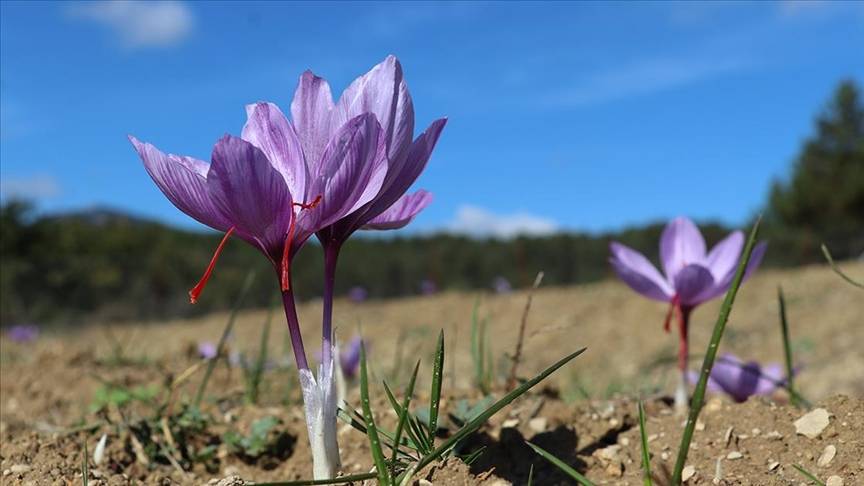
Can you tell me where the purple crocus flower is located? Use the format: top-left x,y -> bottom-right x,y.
197,341 -> 217,360
609,217 -> 767,408
420,278 -> 438,296
688,353 -> 789,403
492,276 -> 512,294
131,87 -> 388,480
287,55 -> 446,372
339,336 -> 363,379
5,324 -> 39,343
347,286 -> 368,303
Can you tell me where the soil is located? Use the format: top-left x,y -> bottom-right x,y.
1,262 -> 862,485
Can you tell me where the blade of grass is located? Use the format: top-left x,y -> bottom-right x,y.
792,464 -> 826,486
82,438 -> 89,486
821,243 -> 863,289
777,286 -> 803,408
248,308 -> 273,404
671,217 -> 761,484
527,464 -> 534,486
253,472 -> 378,485
194,270 -> 256,407
397,347 -> 587,485
471,298 -> 484,391
360,343 -> 391,485
391,360 -> 421,462
428,330 -> 445,446
637,401 -> 652,486
526,441 -> 594,486
507,271 -> 543,390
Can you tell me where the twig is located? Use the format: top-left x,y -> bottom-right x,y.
506,271 -> 544,391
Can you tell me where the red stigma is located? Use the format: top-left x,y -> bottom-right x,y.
663,294 -> 681,333
189,227 -> 236,304
280,195 -> 322,291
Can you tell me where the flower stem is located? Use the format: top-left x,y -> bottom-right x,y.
280,285 -> 309,371
674,305 -> 692,411
321,242 -> 341,368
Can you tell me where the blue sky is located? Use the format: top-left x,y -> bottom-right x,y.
1,1 -> 862,237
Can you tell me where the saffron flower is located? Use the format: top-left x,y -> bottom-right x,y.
347,286 -> 368,303
197,341 -> 217,360
5,324 -> 39,343
131,95 -> 387,478
609,217 -> 767,409
688,353 -> 790,403
339,336 -> 363,379
492,276 -> 512,294
420,278 -> 438,295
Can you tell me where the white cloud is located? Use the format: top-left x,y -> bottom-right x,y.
446,205 -> 558,238
546,56 -> 748,108
68,1 -> 194,49
0,175 -> 61,200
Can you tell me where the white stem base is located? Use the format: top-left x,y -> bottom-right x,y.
298,348 -> 341,480
674,369 -> 689,414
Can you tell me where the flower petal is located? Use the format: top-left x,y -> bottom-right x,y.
695,240 -> 768,303
207,135 -> 294,257
242,102 -> 308,199
129,136 -> 230,232
332,55 -> 414,165
673,264 -> 715,306
609,242 -> 674,302
290,71 -> 335,166
704,231 -> 744,281
660,217 -> 707,282
362,118 -> 447,223
363,190 -> 433,230
299,113 -> 387,235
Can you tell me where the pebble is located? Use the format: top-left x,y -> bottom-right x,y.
795,408 -> 831,439
724,426 -> 734,446
818,445 -> 837,467
768,461 -> 780,471
726,451 -> 743,460
418,480 -> 434,486
764,430 -> 783,440
214,476 -> 246,486
619,437 -> 630,446
501,418 -> 520,428
10,465 -> 31,474
661,451 -> 670,460
682,465 -> 696,482
528,417 -> 548,433
826,476 -> 844,486
2,470 -> 10,477
695,420 -> 706,431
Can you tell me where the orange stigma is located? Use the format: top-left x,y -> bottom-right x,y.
280,195 -> 322,291
189,227 -> 236,304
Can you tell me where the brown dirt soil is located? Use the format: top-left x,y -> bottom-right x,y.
1,262 -> 862,484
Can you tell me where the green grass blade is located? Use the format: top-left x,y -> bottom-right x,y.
471,298 -> 484,389
360,343 -> 391,485
792,464 -> 826,486
527,464 -> 534,486
253,472 -> 378,485
391,360 -> 421,462
637,401 -> 652,486
82,438 -> 89,486
397,347 -> 587,484
777,286 -> 802,408
428,330 -> 445,446
821,243 -> 863,289
248,309 -> 272,404
526,441 -> 594,486
671,217 -> 762,484
195,270 -> 256,407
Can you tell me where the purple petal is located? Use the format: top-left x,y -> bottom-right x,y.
299,113 -> 387,235
660,217 -> 707,282
241,102 -> 309,198
686,370 -> 723,393
753,363 -> 785,396
363,190 -> 432,230
290,71 -> 335,166
130,136 -> 230,232
207,135 -> 294,259
695,240 -> 768,303
711,354 -> 781,402
609,242 -> 674,302
361,118 -> 447,224
340,336 -> 363,378
704,231 -> 744,281
673,264 -> 715,307
332,55 -> 414,166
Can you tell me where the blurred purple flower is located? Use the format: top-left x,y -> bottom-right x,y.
688,353 -> 789,403
197,341 -> 217,360
347,286 -> 368,303
340,336 -> 363,378
609,217 -> 767,407
492,276 -> 512,294
6,324 -> 39,343
420,279 -> 437,295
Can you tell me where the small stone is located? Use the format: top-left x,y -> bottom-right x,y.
528,417 -> 548,433
826,476 -> 844,486
764,430 -> 783,440
706,397 -> 723,412
818,445 -> 837,467
10,465 -> 31,474
661,451 -> 670,460
682,465 -> 696,482
768,461 -> 780,471
619,437 -> 630,446
2,470 -> 10,477
418,480 -> 433,486
502,418 -> 520,428
751,428 -> 761,436
593,444 -> 623,478
724,426 -> 734,446
609,417 -> 620,427
215,476 -> 246,486
795,408 -> 831,439
647,433 -> 659,443
726,451 -> 743,460
695,420 -> 706,431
